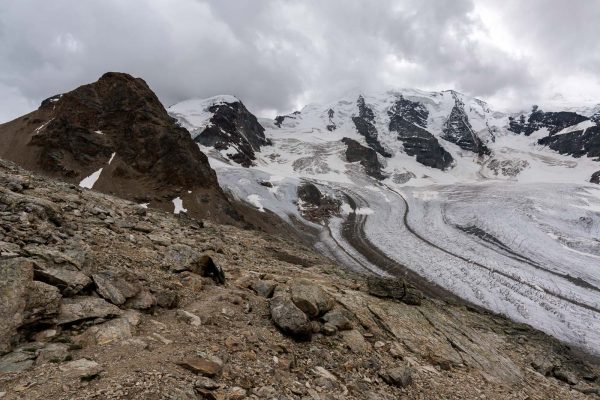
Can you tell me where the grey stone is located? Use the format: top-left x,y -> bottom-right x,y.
36,343 -> 71,364
270,291 -> 311,339
0,350 -> 36,373
321,310 -> 352,331
0,258 -> 33,354
341,330 -> 369,354
290,279 -> 334,318
251,280 -> 277,298
124,288 -> 157,310
553,367 -> 578,385
92,272 -> 139,305
23,281 -> 61,325
33,263 -> 91,295
59,358 -> 103,380
57,296 -> 122,325
380,365 -> 413,388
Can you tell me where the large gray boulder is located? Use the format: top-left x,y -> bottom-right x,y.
92,272 -> 140,305
270,291 -> 312,340
290,279 -> 334,318
57,296 -> 121,325
0,258 -> 33,354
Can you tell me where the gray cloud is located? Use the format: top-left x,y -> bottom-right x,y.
0,0 -> 598,122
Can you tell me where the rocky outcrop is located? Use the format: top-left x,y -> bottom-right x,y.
509,105 -> 589,136
341,137 -> 386,180
0,72 -> 241,225
388,103 -> 454,170
442,92 -> 490,156
591,170 -> 600,184
192,99 -> 271,167
538,125 -> 600,160
351,96 -> 391,157
273,111 -> 301,128
296,182 -> 341,223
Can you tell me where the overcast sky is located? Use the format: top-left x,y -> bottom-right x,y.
1,0 -> 599,122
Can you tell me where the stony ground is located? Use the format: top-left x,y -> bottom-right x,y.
0,158 -> 599,400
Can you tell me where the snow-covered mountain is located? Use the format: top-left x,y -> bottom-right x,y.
169,89 -> 600,355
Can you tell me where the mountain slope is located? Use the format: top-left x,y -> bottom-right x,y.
0,72 -> 243,224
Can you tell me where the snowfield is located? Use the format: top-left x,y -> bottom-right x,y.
170,89 -> 600,354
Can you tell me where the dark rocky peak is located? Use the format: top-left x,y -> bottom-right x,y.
441,92 -> 490,156
388,95 -> 429,128
356,95 -> 375,122
538,125 -> 600,160
274,111 -> 301,128
352,96 -> 391,158
341,137 -> 386,180
326,108 -> 336,131
388,117 -> 453,170
195,99 -> 271,167
508,105 -> 589,136
0,72 -> 244,224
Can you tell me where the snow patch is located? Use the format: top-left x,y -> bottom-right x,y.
247,194 -> 265,212
79,168 -> 103,189
172,197 -> 187,214
108,152 -> 116,165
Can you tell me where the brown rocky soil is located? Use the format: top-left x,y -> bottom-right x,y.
0,158 -> 599,399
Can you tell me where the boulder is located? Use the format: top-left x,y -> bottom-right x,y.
190,256 -> 225,285
124,288 -> 157,310
57,296 -> 122,325
59,358 -> 103,380
290,279 -> 334,318
0,258 -> 33,354
380,365 -> 413,388
591,170 -> 600,184
92,272 -> 140,305
321,310 -> 352,331
251,280 -> 277,298
366,276 -> 423,305
0,350 -> 36,373
341,330 -> 369,354
177,357 -> 222,377
269,291 -> 312,340
22,281 -> 61,325
33,263 -> 91,296
36,343 -> 71,364
82,310 -> 141,345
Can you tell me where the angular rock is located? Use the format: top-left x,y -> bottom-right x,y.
36,343 -> 71,364
341,330 -> 369,354
290,279 -> 334,318
380,365 -> 413,388
176,309 -> 202,327
251,280 -> 277,298
366,276 -> 405,299
124,288 -> 157,310
321,310 -> 352,331
33,263 -> 91,296
0,258 -> 33,354
177,357 -> 222,377
553,367 -> 578,385
57,296 -> 122,325
0,350 -> 36,373
342,137 -> 386,180
152,288 -> 179,309
190,255 -> 225,285
92,272 -> 140,305
591,170 -> 600,184
22,280 -> 61,325
83,310 -> 141,345
269,291 -> 312,340
59,358 -> 103,380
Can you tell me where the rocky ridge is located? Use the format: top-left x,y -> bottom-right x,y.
0,158 -> 598,399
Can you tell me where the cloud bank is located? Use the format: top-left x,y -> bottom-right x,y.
0,0 -> 598,122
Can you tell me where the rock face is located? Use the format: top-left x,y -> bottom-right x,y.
591,170 -> 600,184
442,92 -> 490,156
538,125 -> 600,160
341,137 -> 386,180
0,72 -> 240,224
351,96 -> 391,158
296,182 -> 340,223
388,96 -> 454,170
509,106 -> 589,136
190,99 -> 271,167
